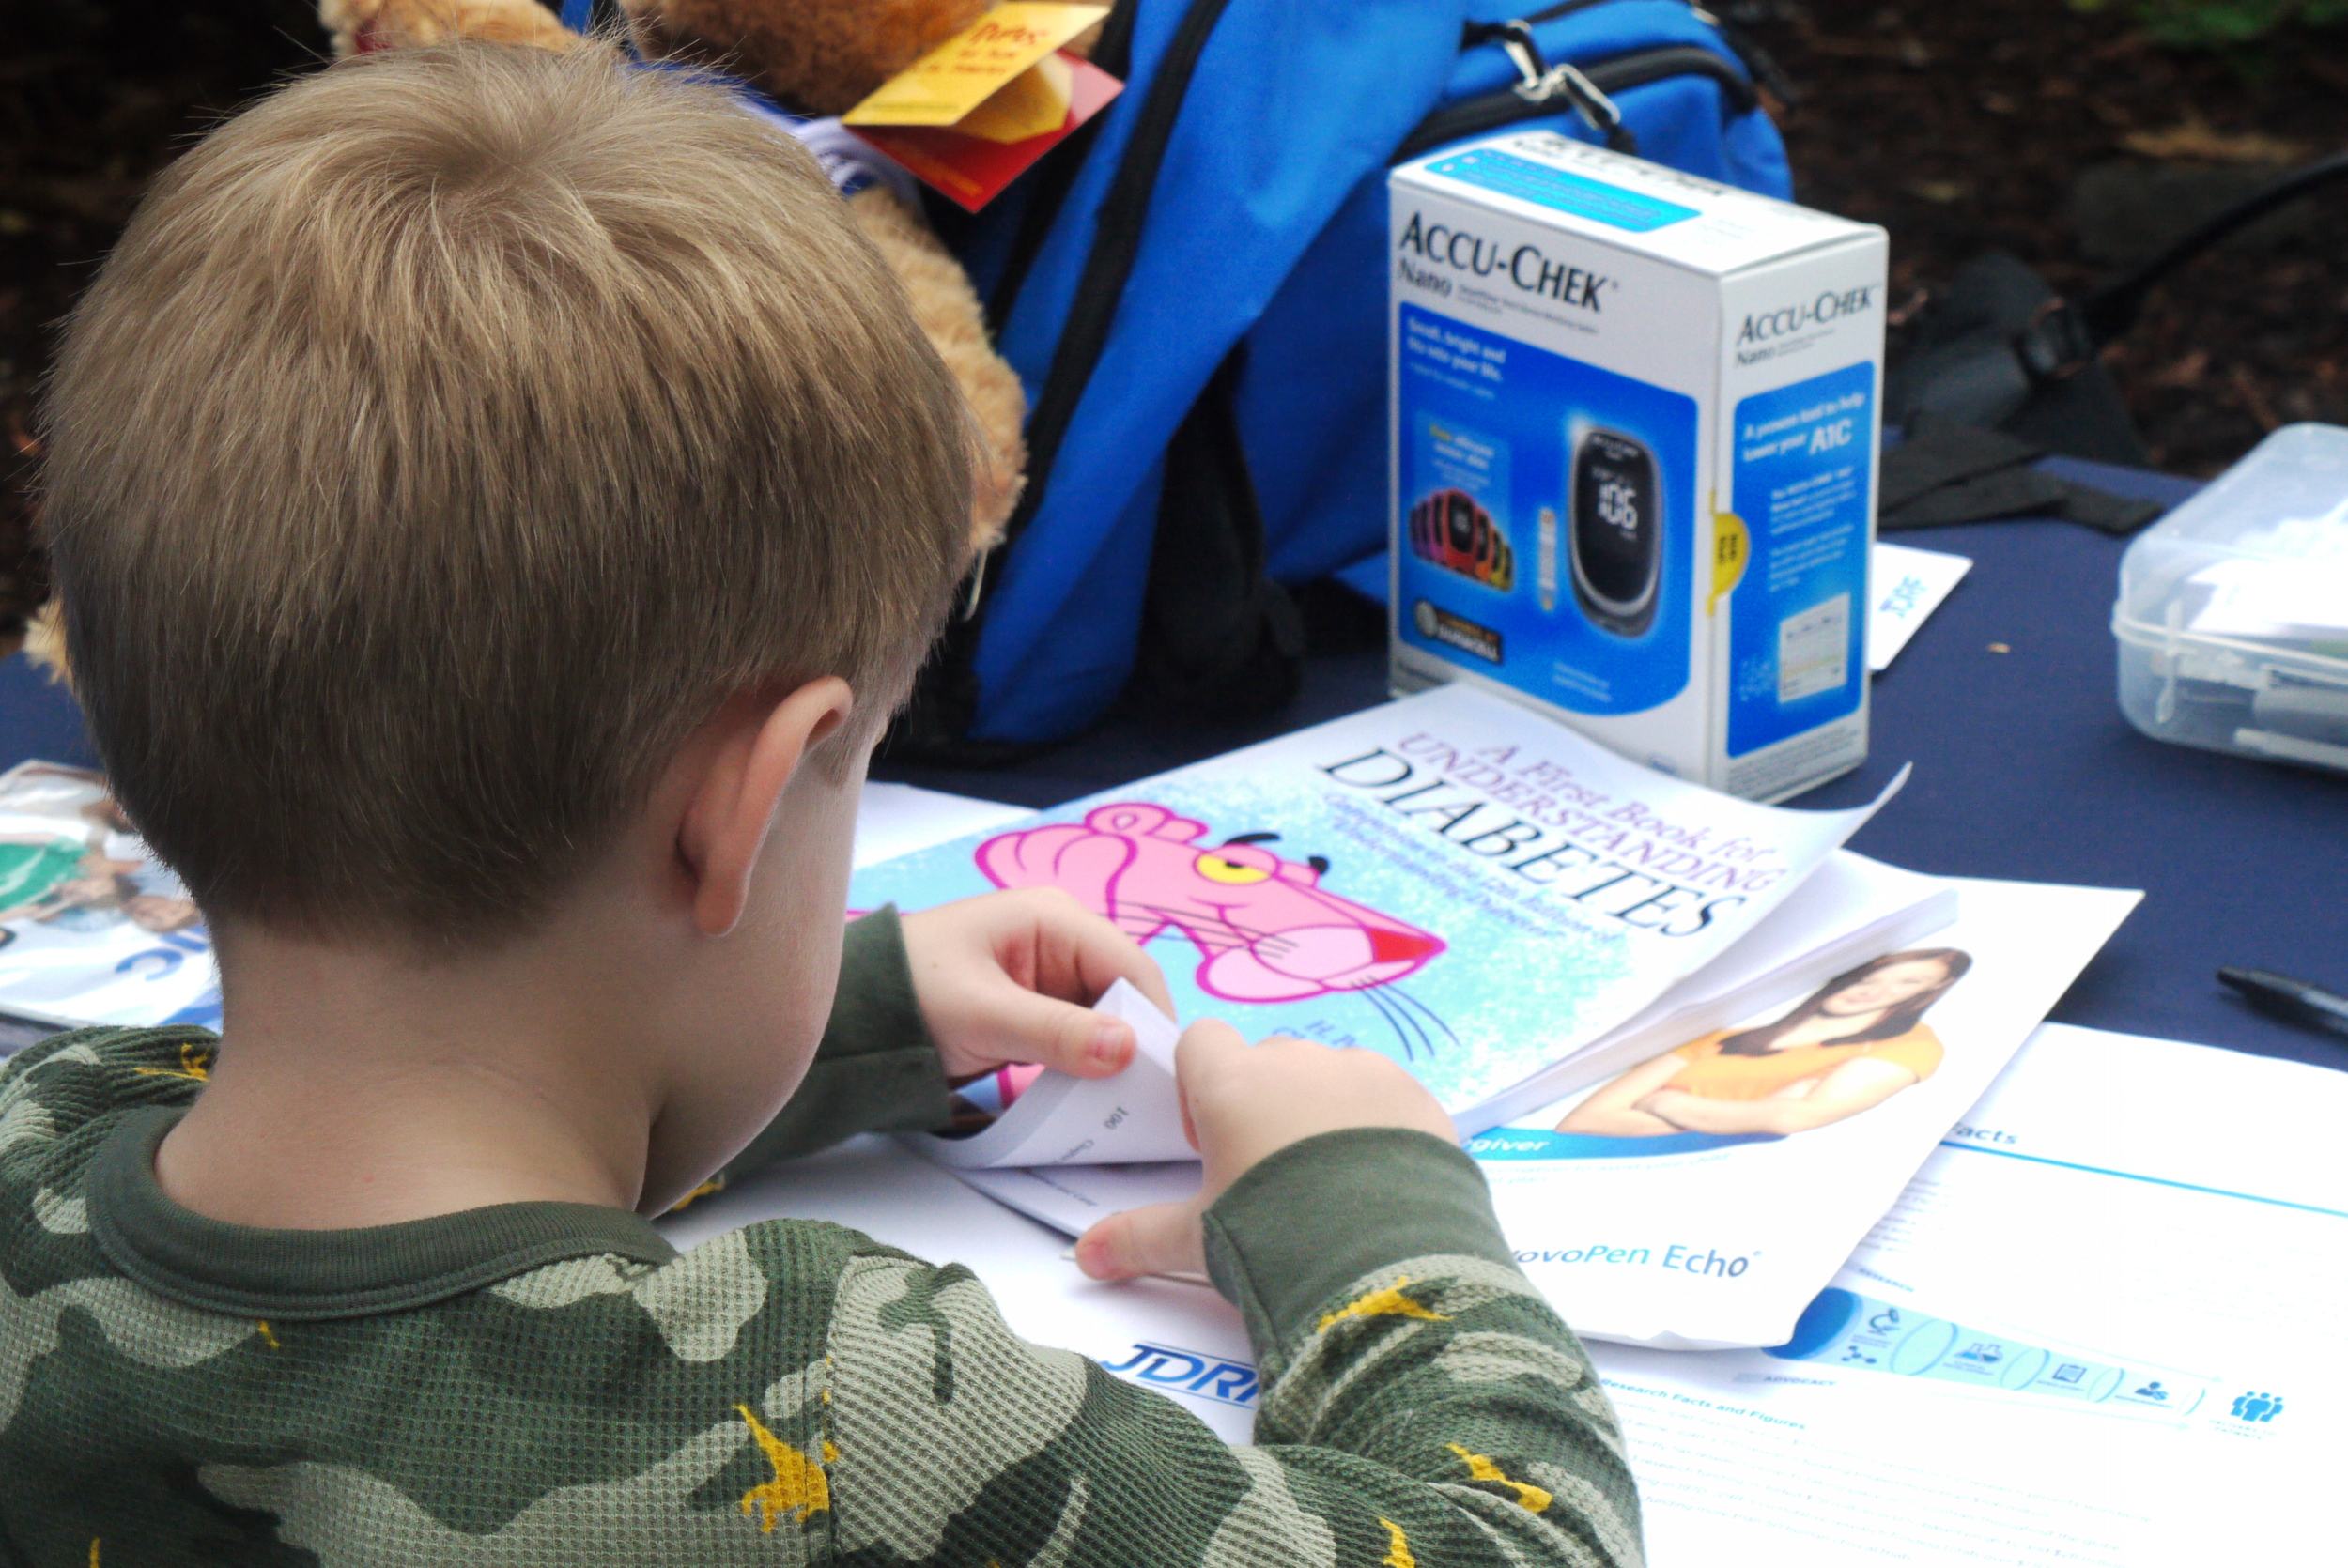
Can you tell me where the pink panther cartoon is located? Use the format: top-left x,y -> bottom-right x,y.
975,803 -> 1446,1003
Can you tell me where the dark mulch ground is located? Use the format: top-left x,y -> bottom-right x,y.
1741,0 -> 2348,474
3,0 -> 2344,645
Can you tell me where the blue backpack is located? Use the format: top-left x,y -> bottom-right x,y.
895,3 -> 1795,758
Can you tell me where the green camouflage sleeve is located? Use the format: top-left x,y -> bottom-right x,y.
716,907 -> 952,1182
821,1128 -> 1643,1568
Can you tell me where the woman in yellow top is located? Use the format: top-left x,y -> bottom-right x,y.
1558,948 -> 1972,1139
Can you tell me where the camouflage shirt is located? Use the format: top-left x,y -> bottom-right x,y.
0,912 -> 1642,1564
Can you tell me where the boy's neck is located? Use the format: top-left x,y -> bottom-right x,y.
154,899 -> 678,1231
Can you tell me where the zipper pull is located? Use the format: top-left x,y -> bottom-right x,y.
1492,19 -> 1639,156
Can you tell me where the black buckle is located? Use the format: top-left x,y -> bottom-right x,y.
2012,299 -> 2099,385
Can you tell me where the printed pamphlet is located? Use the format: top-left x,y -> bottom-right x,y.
1475,877 -> 2139,1348
851,684 -> 1913,1152
0,761 -> 217,1030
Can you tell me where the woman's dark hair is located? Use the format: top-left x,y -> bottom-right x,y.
1718,948 -> 1973,1056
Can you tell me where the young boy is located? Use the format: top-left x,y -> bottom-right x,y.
11,42 -> 1644,1563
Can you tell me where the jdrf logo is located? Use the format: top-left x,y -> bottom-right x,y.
1101,1342 -> 1259,1409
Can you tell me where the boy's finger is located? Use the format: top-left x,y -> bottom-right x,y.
980,983 -> 1136,1078
1074,1200 -> 1208,1282
1171,1017 -> 1248,1086
1043,898 -> 1177,1017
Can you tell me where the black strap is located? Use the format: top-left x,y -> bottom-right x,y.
888,0 -> 1237,761
2080,150 -> 2348,345
1130,347 -> 1304,716
983,0 -> 1141,333
990,0 -> 1236,577
1878,426 -> 2166,535
2013,150 -> 2348,381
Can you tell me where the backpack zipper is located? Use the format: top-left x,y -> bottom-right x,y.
1395,41 -> 1761,165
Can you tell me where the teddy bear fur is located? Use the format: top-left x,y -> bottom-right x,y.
621,0 -> 992,117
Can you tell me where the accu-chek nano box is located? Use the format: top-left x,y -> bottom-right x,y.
1387,133 -> 1888,801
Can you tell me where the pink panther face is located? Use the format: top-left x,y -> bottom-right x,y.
975,803 -> 1445,1003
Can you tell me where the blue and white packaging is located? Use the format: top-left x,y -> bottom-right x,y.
1388,134 -> 1888,800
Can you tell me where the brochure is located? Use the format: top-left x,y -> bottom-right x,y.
0,761 -> 218,1030
1474,877 -> 2139,1349
948,875 -> 2134,1354
852,684 -> 1915,1148
946,848 -> 1960,1227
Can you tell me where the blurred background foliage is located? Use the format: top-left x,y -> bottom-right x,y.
2071,0 -> 2348,52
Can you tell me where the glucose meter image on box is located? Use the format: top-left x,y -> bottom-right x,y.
1408,487 -> 1516,592
1570,427 -> 1662,638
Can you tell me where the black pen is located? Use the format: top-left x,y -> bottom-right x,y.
2217,967 -> 2348,1040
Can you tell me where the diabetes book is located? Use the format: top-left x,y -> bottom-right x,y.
851,685 -> 1952,1169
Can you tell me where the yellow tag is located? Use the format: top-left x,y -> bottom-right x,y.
1707,500 -> 1749,616
959,53 -> 1074,144
842,4 -> 1108,128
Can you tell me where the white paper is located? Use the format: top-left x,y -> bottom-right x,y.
1867,542 -> 1971,670
854,782 -> 1029,869
950,1160 -> 1201,1240
1477,878 -> 2139,1349
1592,1021 -> 2345,1566
916,981 -> 1191,1169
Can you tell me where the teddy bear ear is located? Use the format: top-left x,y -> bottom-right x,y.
622,0 -> 996,117
320,0 -> 584,56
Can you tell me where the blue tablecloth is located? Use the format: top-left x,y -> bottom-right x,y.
7,455 -> 2339,1069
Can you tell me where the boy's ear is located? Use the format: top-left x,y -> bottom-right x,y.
675,677 -> 855,936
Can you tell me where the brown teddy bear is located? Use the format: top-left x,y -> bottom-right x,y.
318,0 -> 1028,556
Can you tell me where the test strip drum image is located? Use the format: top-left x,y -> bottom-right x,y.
1569,428 -> 1662,638
1407,487 -> 1516,591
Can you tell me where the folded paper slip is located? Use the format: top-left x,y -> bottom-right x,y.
922,981 -> 1190,1170
842,4 -> 1120,211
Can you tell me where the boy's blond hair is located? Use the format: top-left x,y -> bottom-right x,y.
39,43 -> 973,947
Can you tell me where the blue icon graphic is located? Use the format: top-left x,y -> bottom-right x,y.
1768,1289 -> 2200,1413
2230,1391 -> 2284,1424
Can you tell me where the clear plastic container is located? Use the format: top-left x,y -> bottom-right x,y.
2113,423 -> 2348,772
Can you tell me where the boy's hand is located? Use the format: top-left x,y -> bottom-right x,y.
901,889 -> 1175,1084
1074,1022 -> 1457,1282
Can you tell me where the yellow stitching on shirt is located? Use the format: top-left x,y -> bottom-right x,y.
666,1176 -> 726,1214
1446,1443 -> 1551,1514
1379,1517 -> 1416,1568
734,1404 -> 833,1531
131,1042 -> 212,1082
255,1320 -> 280,1350
1318,1277 -> 1446,1332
